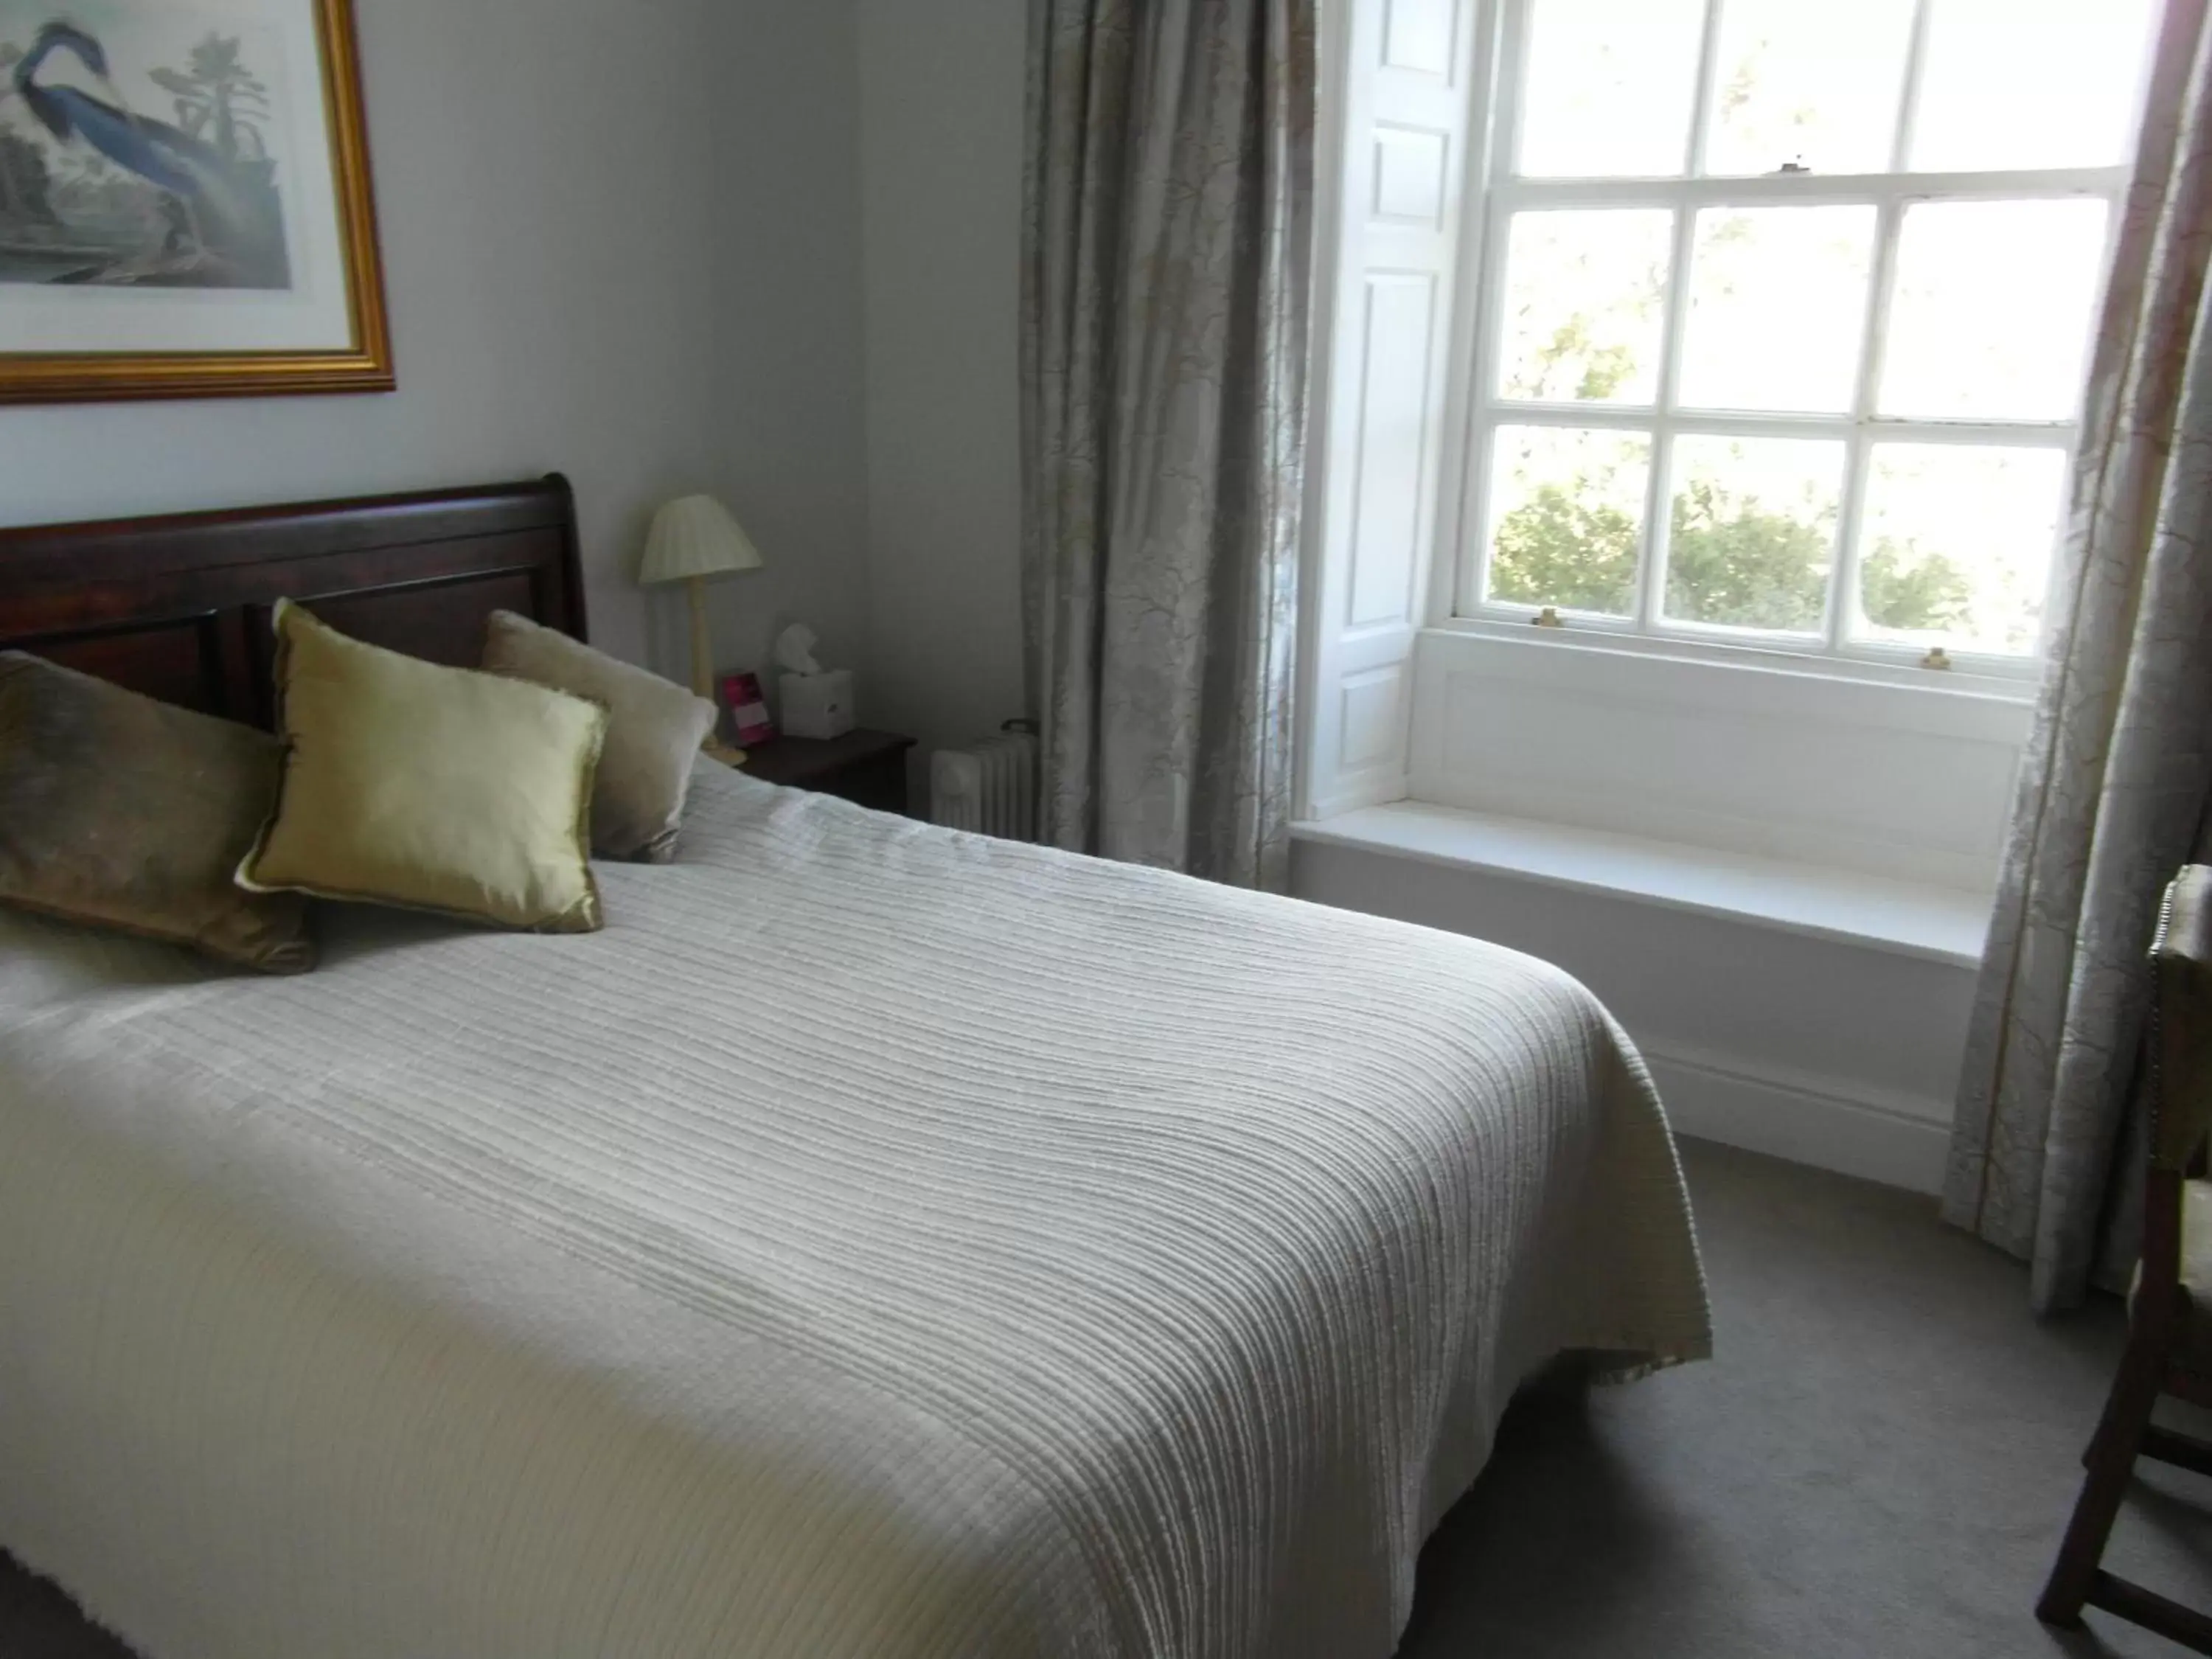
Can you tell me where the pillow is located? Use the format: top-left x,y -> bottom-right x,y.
0,652 -> 315,973
479,609 -> 716,862
237,601 -> 608,933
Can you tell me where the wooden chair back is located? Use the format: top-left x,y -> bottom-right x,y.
2039,863 -> 2212,1650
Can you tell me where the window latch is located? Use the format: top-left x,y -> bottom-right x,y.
1531,606 -> 1565,628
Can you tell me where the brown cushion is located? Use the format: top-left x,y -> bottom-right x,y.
0,653 -> 314,973
480,610 -> 717,862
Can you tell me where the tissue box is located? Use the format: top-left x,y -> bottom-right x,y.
779,669 -> 855,740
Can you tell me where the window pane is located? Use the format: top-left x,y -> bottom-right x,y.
1853,445 -> 2069,655
1679,206 -> 1876,413
1663,436 -> 1843,634
1911,0 -> 2156,172
1485,426 -> 1652,616
1519,0 -> 1705,177
1498,210 -> 1672,403
1878,200 -> 2110,421
1705,0 -> 1916,176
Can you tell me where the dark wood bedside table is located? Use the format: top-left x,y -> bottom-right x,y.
737,729 -> 916,813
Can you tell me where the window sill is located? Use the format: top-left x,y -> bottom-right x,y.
1290,801 -> 1994,969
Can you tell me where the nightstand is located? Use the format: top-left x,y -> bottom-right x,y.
737,729 -> 916,814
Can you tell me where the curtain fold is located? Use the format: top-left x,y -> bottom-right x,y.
1944,0 -> 2212,1312
1020,0 -> 1315,888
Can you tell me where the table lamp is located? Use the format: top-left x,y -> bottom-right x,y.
639,495 -> 764,761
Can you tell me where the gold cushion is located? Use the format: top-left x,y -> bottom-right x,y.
479,610 -> 716,863
0,653 -> 314,973
237,602 -> 608,933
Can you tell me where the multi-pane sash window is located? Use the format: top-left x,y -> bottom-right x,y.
1456,0 -> 2157,671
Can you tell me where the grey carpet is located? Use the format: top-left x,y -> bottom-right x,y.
4,1139 -> 2208,1658
1400,1141 -> 2212,1658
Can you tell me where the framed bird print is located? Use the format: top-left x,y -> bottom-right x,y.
0,0 -> 390,403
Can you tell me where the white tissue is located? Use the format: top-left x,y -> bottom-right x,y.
773,623 -> 823,677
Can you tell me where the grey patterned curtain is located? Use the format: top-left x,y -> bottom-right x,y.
1020,0 -> 1315,888
1944,0 -> 2212,1314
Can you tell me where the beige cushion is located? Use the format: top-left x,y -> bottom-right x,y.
0,652 -> 314,973
2183,1180 -> 2212,1304
238,601 -> 608,933
480,610 -> 716,862
2177,1180 -> 2212,1371
2129,1180 -> 2212,1373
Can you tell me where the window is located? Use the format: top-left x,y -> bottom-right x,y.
1454,0 -> 2157,672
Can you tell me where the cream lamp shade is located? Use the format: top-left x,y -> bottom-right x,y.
636,495 -> 765,709
639,495 -> 765,585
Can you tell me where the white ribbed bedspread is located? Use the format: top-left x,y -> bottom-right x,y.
0,763 -> 1709,1659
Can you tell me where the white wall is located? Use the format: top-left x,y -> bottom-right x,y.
855,0 -> 1027,752
0,0 -> 870,686
701,0 -> 872,689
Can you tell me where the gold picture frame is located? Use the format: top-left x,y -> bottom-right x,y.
0,0 -> 391,403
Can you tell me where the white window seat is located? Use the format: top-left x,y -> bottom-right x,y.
1290,801 -> 1993,970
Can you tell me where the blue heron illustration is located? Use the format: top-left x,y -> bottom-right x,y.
7,19 -> 285,283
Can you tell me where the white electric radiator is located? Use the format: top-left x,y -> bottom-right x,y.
930,726 -> 1040,842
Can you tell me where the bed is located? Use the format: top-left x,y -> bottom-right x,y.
0,478 -> 1711,1659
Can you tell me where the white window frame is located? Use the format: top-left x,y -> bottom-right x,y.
1437,0 -> 2146,684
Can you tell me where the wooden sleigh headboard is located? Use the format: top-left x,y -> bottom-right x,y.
0,475 -> 588,731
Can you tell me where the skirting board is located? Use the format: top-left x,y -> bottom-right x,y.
1642,1041 -> 1950,1195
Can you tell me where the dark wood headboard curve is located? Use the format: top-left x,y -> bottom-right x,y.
0,475 -> 588,730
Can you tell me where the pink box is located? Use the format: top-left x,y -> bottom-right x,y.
721,672 -> 775,746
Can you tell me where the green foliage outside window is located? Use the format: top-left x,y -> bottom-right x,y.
1489,473 -> 1972,633
1490,268 -> 1978,638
